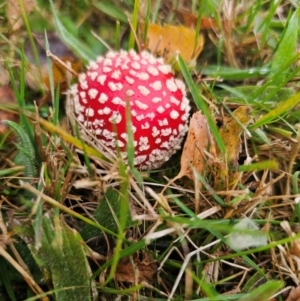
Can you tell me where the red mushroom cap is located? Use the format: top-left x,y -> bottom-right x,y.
69,50 -> 190,170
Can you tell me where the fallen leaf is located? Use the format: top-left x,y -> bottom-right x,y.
43,54 -> 82,90
214,106 -> 252,190
115,252 -> 158,283
285,286 -> 300,301
161,111 -> 217,196
175,9 -> 218,30
178,111 -> 217,180
219,106 -> 252,166
145,24 -> 204,64
7,0 -> 36,31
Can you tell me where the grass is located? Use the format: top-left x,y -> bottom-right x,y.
0,0 -> 300,300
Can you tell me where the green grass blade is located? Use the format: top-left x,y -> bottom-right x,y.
270,7 -> 299,85
4,58 -> 35,144
128,0 -> 139,49
12,108 -> 111,162
258,0 -> 281,48
115,21 -> 120,50
32,217 -> 92,301
244,0 -> 263,33
0,258 -> 17,301
151,0 -> 161,23
49,0 -> 95,62
104,162 -> 131,284
98,285 -> 143,296
19,0 -> 43,83
237,160 -> 278,172
250,91 -> 300,129
0,166 -> 24,177
142,0 -> 151,43
202,65 -> 270,80
238,280 -> 282,301
93,0 -> 128,23
44,31 -> 59,126
94,239 -> 146,280
172,197 -> 197,218
196,173 -> 225,207
193,0 -> 204,55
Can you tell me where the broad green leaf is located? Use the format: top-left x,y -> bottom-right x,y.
31,216 -> 92,301
5,120 -> 38,178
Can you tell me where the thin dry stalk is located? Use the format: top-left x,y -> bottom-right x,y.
0,246 -> 48,300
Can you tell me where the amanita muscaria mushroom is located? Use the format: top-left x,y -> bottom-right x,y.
68,50 -> 190,170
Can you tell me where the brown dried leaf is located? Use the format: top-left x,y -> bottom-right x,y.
178,111 -> 217,180
219,106 -> 252,166
146,24 -> 204,64
7,0 -> 36,31
285,286 -> 300,301
115,253 -> 158,283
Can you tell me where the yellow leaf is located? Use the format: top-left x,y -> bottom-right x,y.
219,106 -> 252,166
146,24 -> 204,64
215,106 -> 252,190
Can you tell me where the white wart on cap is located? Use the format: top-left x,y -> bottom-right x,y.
69,50 -> 191,170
